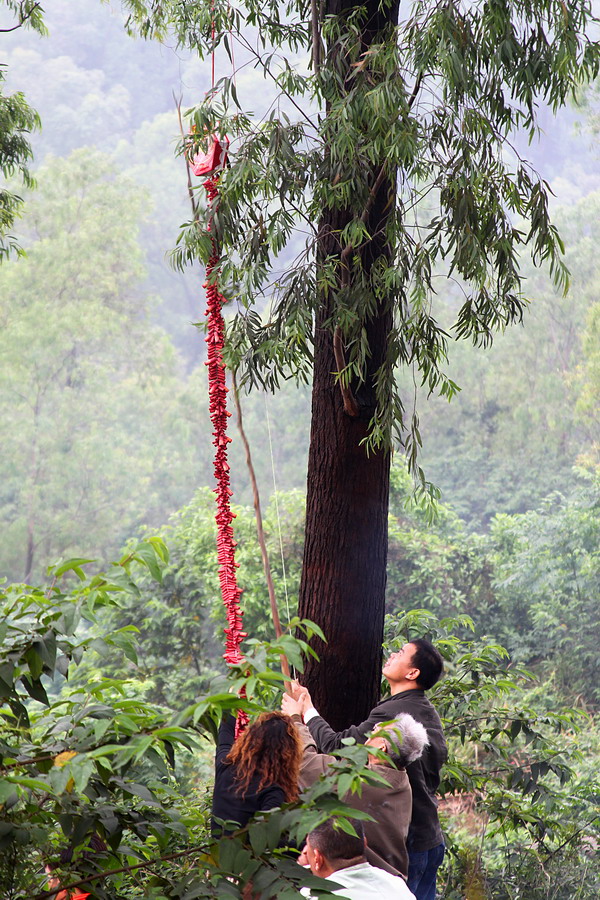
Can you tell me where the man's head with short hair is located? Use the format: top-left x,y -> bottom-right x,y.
410,638 -> 444,690
305,818 -> 366,876
382,637 -> 444,694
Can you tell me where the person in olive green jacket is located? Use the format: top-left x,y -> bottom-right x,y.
283,697 -> 428,878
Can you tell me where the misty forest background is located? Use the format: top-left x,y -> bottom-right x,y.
1,0 -> 600,897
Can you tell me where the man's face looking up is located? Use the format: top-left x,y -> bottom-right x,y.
382,641 -> 418,687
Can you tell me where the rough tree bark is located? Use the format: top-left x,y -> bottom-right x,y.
297,0 -> 400,729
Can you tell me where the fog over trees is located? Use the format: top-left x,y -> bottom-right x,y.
3,0 -> 600,579
0,1 -> 599,897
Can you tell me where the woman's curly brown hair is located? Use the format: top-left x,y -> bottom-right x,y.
226,711 -> 302,802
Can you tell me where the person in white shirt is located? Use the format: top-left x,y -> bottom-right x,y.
303,817 -> 416,900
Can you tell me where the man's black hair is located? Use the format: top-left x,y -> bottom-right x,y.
308,818 -> 365,862
411,638 -> 444,690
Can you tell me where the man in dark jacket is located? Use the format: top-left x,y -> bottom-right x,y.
290,638 -> 447,900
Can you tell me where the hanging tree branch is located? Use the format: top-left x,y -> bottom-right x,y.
332,69 -> 424,418
0,1 -> 41,32
175,93 -> 200,222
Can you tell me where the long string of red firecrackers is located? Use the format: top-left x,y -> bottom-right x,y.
203,171 -> 249,736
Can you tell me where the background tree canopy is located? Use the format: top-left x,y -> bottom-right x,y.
1,0 -> 599,575
0,0 -> 44,260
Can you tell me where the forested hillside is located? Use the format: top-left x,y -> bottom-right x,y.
0,0 -> 599,897
3,0 -> 600,579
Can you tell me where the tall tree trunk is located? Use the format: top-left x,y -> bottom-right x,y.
297,0 -> 399,729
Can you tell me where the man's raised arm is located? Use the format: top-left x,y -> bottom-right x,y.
288,681 -> 393,753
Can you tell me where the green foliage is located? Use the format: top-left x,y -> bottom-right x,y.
123,0 -> 600,488
0,544 -> 384,900
46,467 -> 596,898
384,470 -> 600,891
485,475 -> 600,707
383,477 -> 600,894
416,192 -> 600,525
387,469 -> 600,708
0,1 -> 46,259
81,488 -> 305,710
386,459 -> 495,621
386,462 -> 600,709
1,507 -> 597,898
0,72 -> 38,259
0,7 -> 597,896
0,75 -> 38,261
0,1 -> 46,33
0,539 -> 204,896
575,298 -> 600,456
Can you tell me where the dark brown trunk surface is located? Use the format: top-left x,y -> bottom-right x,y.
298,311 -> 391,729
298,0 -> 399,730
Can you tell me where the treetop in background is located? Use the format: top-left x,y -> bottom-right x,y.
0,1 -> 46,260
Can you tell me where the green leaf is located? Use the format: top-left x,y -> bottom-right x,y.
7,776 -> 53,793
0,661 -> 15,692
265,812 -> 283,850
53,558 -> 95,579
0,782 -> 18,805
25,646 -> 43,680
120,782 -> 157,802
132,541 -> 164,583
248,821 -> 267,856
21,675 -> 49,705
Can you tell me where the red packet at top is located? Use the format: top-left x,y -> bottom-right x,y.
190,135 -> 229,176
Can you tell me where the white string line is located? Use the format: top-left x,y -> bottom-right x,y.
264,391 -> 291,625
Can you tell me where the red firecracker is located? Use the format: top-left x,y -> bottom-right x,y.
202,144 -> 248,737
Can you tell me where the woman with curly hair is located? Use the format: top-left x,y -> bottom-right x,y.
211,711 -> 302,835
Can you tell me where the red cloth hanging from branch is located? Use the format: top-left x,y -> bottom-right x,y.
191,135 -> 229,177
202,143 -> 249,736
